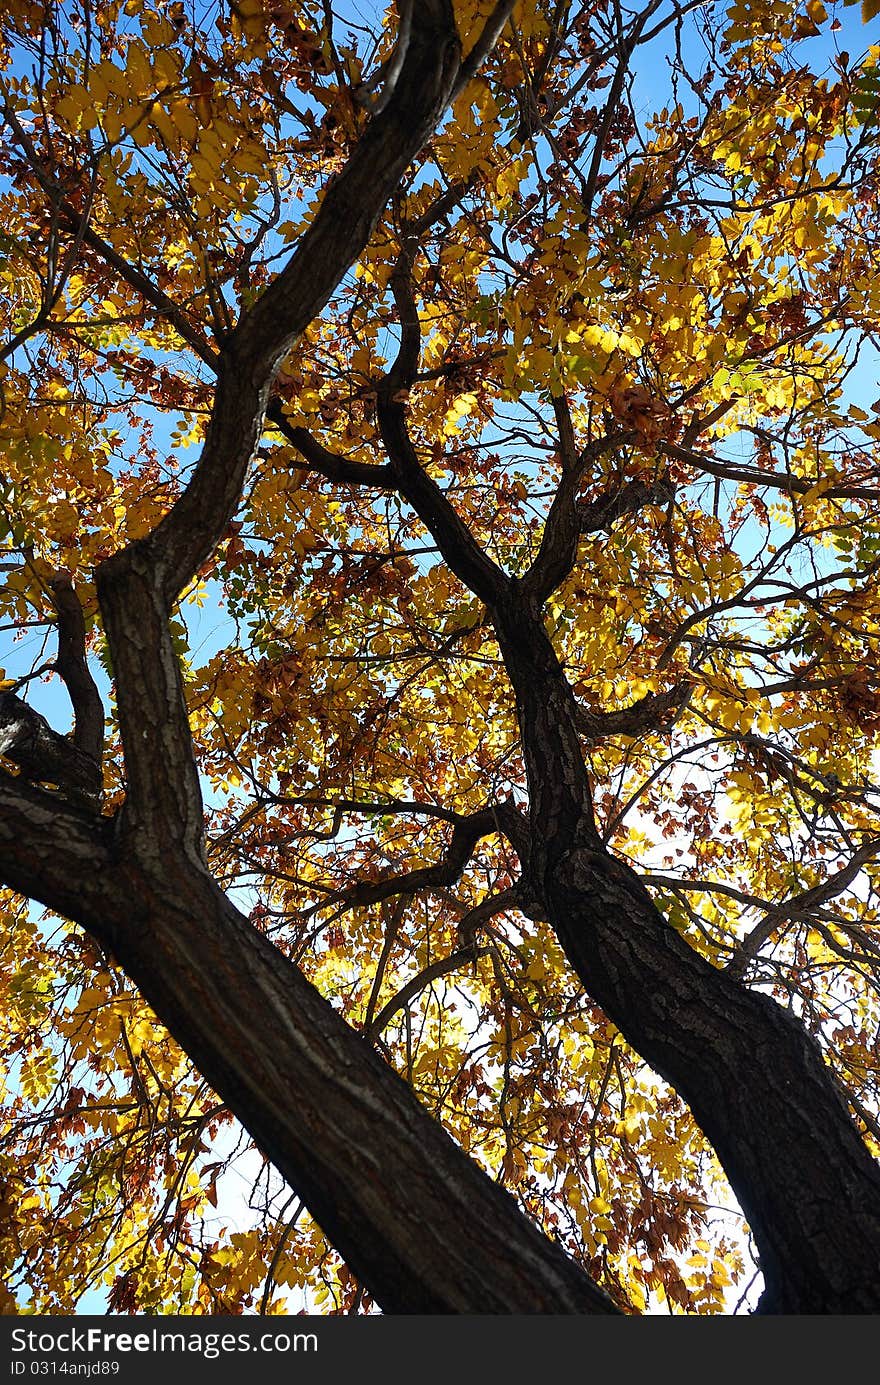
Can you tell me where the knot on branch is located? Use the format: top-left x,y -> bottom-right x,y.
577,475 -> 675,536
0,691 -> 102,806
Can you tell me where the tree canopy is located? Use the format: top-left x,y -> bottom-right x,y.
2,0 -> 880,1316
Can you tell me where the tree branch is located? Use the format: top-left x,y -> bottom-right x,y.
368,944 -> 486,1038
577,474 -> 676,536
0,769 -> 113,915
661,440 -> 880,501
49,576 -> 104,771
451,0 -> 519,101
377,259 -> 508,606
577,682 -> 693,744
0,764 -> 616,1314
93,3 -> 478,860
0,97 -> 219,369
0,693 -> 101,806
352,0 -> 414,114
317,807 -> 505,914
266,407 -> 395,489
110,3 -> 464,611
726,838 -> 880,980
519,426 -> 630,605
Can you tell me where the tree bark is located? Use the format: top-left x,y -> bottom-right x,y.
0,772 -> 617,1315
492,589 -> 880,1313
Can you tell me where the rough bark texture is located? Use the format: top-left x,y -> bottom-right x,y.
492,591 -> 880,1314
96,868 -> 617,1315
0,693 -> 100,804
0,772 -> 616,1314
548,850 -> 880,1313
136,5 -> 466,607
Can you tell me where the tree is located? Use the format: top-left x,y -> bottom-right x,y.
1,0 -> 880,1317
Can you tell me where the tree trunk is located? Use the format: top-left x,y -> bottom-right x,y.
493,590 -> 880,1314
0,774 -> 617,1316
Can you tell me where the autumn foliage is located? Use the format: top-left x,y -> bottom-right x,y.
1,0 -> 880,1316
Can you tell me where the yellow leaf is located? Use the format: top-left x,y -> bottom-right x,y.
125,41 -> 153,98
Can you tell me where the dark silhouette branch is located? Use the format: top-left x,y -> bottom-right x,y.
451,0 -> 519,101
368,945 -> 488,1039
577,682 -> 693,744
727,837 -> 880,980
376,259 -> 508,606
49,576 -> 104,772
317,807 -> 506,914
267,408 -> 396,489
0,766 -> 617,1314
